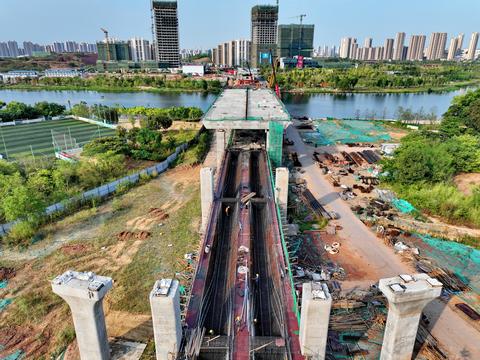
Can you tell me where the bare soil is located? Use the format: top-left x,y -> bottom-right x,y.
0,165 -> 201,359
454,172 -> 480,196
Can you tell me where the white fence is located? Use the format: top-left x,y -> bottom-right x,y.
0,143 -> 188,236
0,115 -> 116,129
70,115 -> 118,129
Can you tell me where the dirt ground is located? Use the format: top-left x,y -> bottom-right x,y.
0,165 -> 202,359
454,172 -> 480,196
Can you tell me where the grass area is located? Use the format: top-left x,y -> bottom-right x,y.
111,186 -> 200,313
0,118 -> 115,158
391,182 -> 480,230
0,166 -> 201,358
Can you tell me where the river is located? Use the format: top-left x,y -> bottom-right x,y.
0,88 -> 473,119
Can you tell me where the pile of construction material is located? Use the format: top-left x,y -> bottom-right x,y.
326,286 -> 448,360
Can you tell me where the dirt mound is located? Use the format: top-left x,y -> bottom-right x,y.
0,267 -> 16,281
60,244 -> 89,255
148,208 -> 169,221
135,231 -> 151,240
117,231 -> 135,241
116,231 -> 151,241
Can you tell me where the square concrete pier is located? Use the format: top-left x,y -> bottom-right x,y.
51,270 -> 113,360
379,273 -> 442,360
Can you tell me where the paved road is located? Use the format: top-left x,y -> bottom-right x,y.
286,124 -> 480,359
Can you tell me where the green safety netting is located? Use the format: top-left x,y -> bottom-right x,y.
0,349 -> 24,360
0,280 -> 7,289
392,199 -> 416,213
416,234 -> 480,307
0,298 -> 12,312
303,119 -> 391,146
268,121 -> 284,168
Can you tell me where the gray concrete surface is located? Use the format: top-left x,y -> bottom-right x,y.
51,270 -> 113,360
200,167 -> 214,232
379,274 -> 442,360
300,282 -> 332,359
150,279 -> 182,360
275,167 -> 289,220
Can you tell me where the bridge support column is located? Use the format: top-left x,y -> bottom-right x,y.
200,167 -> 214,233
216,129 -> 226,170
300,282 -> 332,359
150,279 -> 182,360
379,274 -> 442,360
51,271 -> 113,360
275,167 -> 289,220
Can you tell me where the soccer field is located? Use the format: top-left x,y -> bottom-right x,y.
0,118 -> 116,158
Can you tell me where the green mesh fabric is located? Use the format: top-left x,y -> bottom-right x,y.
302,119 -> 391,146
268,121 -> 284,167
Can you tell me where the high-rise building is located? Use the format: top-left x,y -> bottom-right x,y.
277,24 -> 315,58
467,32 -> 479,60
340,37 -> 355,58
364,38 -> 373,48
65,41 -> 78,53
129,38 -> 152,62
384,38 -> 394,60
447,35 -> 464,61
233,39 -> 251,67
406,35 -> 426,61
53,42 -> 65,53
426,32 -> 447,60
0,42 -> 9,57
7,41 -> 19,57
250,5 -> 278,67
151,0 -> 180,68
393,32 -> 406,60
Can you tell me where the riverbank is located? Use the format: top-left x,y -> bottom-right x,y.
0,84 -> 219,94
284,79 -> 480,94
3,81 -> 478,95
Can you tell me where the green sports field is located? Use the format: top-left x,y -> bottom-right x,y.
0,118 -> 116,158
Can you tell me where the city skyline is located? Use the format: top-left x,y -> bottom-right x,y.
1,0 -> 480,49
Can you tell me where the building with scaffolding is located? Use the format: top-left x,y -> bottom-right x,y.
277,24 -> 315,58
151,0 -> 180,68
251,5 -> 279,67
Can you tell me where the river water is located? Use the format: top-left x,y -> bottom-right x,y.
0,88 -> 472,119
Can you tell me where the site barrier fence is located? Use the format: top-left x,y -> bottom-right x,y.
0,142 -> 188,237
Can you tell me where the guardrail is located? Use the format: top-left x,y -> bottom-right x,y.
0,143 -> 188,237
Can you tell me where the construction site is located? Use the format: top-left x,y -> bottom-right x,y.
1,87 -> 479,360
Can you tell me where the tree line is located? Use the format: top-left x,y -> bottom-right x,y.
266,63 -> 480,91
8,74 -> 223,92
382,88 -> 480,229
0,101 -> 65,122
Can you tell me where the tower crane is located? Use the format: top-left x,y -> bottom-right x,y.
289,14 -> 307,25
100,28 -> 110,62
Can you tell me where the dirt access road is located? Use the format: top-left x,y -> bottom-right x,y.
286,124 -> 480,359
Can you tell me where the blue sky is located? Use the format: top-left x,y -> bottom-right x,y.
1,0 -> 479,49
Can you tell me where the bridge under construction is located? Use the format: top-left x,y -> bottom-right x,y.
50,89 -> 445,360
183,89 -> 303,359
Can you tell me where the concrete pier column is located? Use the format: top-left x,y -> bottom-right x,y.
275,167 -> 289,220
299,282 -> 332,359
379,274 -> 443,360
51,271 -> 113,360
150,279 -> 182,360
216,129 -> 226,170
200,167 -> 214,232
